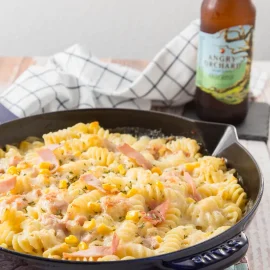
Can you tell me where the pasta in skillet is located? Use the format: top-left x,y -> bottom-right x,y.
0,121 -> 248,261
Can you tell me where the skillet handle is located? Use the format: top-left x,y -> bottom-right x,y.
163,232 -> 248,270
0,104 -> 18,124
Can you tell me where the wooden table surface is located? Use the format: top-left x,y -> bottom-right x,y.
0,57 -> 270,270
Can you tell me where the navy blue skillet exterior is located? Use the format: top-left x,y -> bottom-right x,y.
0,109 -> 263,270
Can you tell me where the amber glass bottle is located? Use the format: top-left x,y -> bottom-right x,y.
195,0 -> 256,124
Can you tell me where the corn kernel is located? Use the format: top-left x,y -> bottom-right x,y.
127,188 -> 138,198
7,166 -> 20,175
0,243 -> 7,248
19,141 -> 30,151
96,223 -> 114,235
151,167 -> 162,175
83,219 -> 96,231
89,121 -> 99,128
78,241 -> 88,250
186,197 -> 196,204
156,181 -> 164,190
155,236 -> 163,243
74,151 -> 81,157
9,189 -> 16,195
39,169 -> 51,175
31,211 -> 39,219
39,162 -> 51,170
43,177 -> 50,186
59,179 -> 68,189
65,235 -> 79,245
44,188 -> 50,194
102,183 -> 117,192
125,210 -> 141,222
88,202 -> 102,213
117,164 -> 126,175
158,146 -> 166,157
185,162 -> 200,171
89,121 -> 100,133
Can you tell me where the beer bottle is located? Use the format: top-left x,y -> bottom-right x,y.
195,0 -> 256,124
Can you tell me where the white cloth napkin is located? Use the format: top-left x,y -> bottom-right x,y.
0,20 -> 267,118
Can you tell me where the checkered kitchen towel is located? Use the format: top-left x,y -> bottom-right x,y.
0,20 -> 268,123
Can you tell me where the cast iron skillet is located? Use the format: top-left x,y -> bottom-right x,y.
0,109 -> 263,270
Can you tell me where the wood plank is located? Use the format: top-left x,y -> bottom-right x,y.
240,140 -> 270,270
0,57 -> 35,93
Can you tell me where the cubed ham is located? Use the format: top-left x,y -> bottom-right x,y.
0,176 -> 16,194
143,200 -> 169,225
37,148 -> 59,173
80,173 -> 106,193
118,143 -> 152,170
183,172 -> 201,202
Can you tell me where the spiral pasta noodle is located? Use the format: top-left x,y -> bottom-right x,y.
12,229 -> 61,255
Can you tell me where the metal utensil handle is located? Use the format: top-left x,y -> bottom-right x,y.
164,232 -> 248,270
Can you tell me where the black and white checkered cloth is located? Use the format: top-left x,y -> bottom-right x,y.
0,20 -> 267,119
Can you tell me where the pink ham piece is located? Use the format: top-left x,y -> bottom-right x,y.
184,172 -> 201,202
142,236 -> 160,249
31,167 -> 39,177
9,156 -> 22,167
111,232 -> 120,254
63,233 -> 119,258
144,200 -> 169,225
0,176 -> 16,193
37,148 -> 59,173
118,143 -> 153,170
46,144 -> 61,151
102,139 -> 117,152
80,173 -> 106,193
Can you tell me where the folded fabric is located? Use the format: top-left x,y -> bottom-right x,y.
0,20 -> 267,120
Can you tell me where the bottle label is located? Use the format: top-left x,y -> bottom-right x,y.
196,25 -> 254,105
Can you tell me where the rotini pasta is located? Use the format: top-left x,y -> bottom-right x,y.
0,121 -> 248,261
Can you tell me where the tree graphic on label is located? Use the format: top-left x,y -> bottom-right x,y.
217,26 -> 254,95
196,25 -> 254,105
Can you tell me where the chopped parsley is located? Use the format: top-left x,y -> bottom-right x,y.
118,216 -> 124,221
55,209 -> 62,216
138,223 -> 145,229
